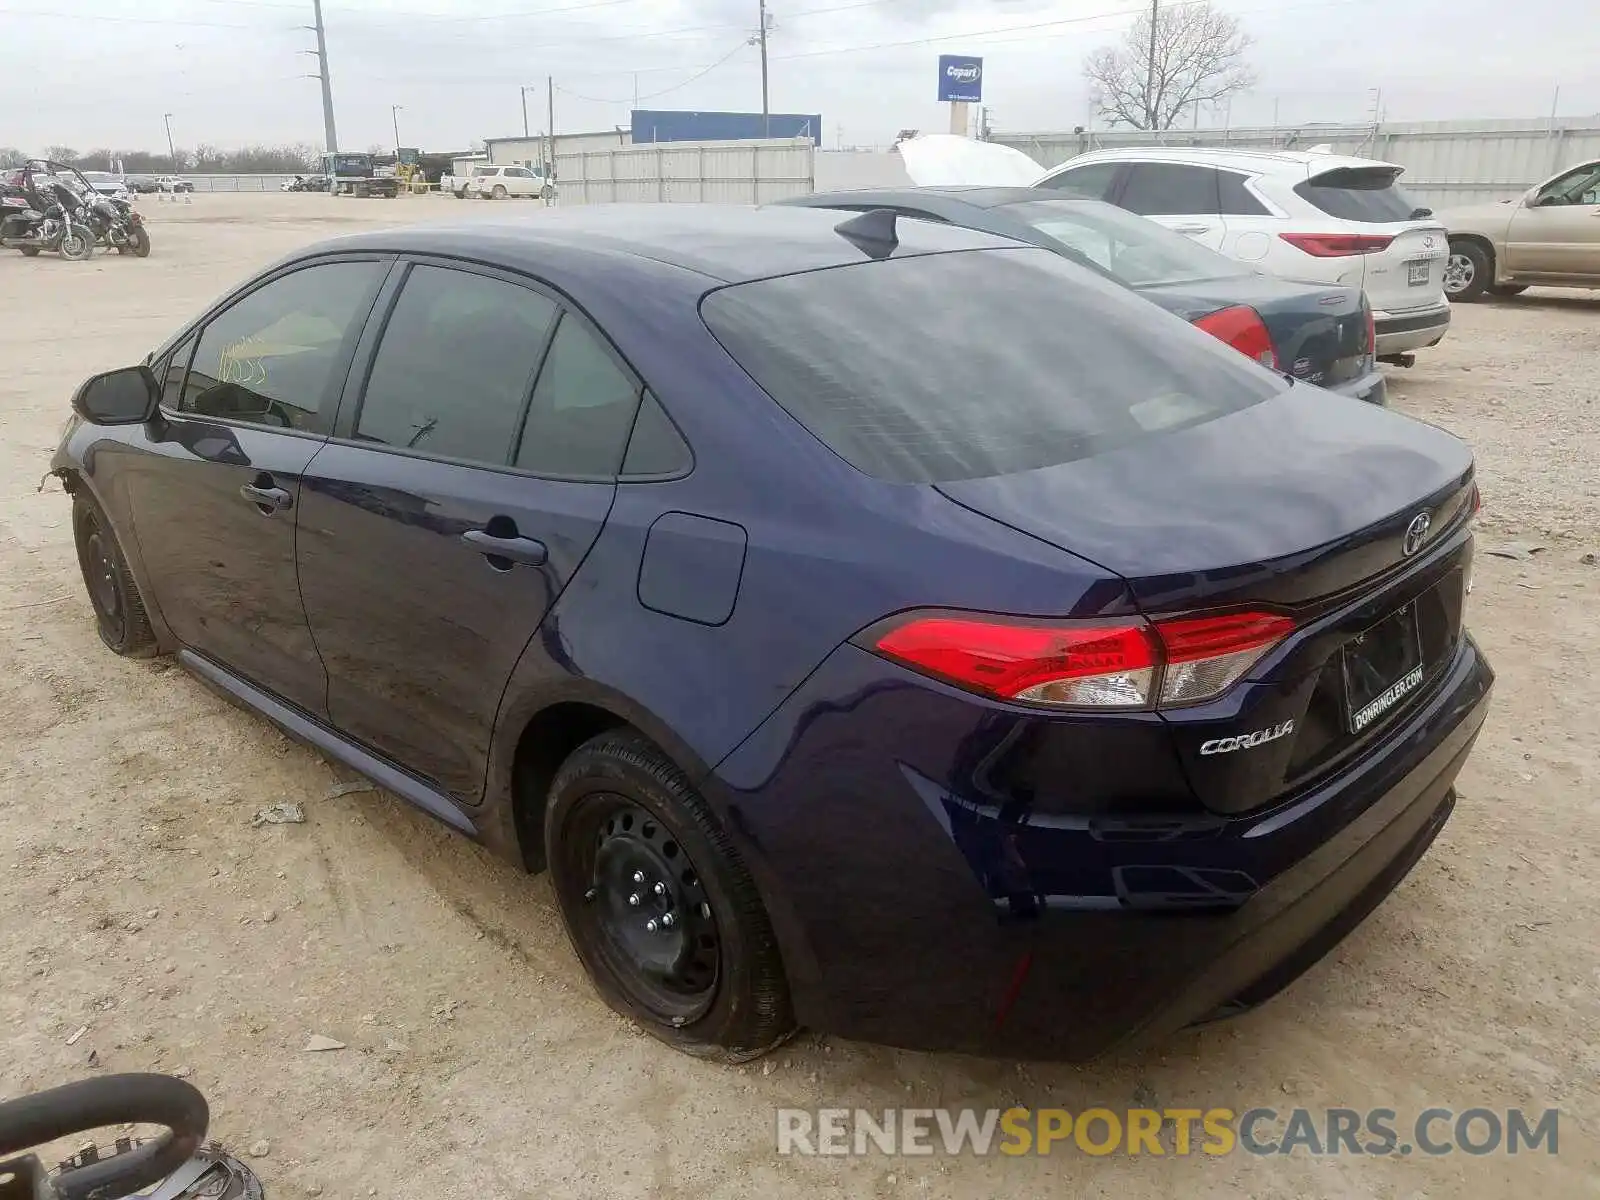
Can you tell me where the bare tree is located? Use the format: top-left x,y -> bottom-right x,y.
1084,1 -> 1255,131
0,147 -> 27,168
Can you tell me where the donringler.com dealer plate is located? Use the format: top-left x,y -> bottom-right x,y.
1343,601 -> 1425,734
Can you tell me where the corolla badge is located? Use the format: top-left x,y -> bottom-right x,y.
1402,511 -> 1432,557
1200,720 -> 1294,756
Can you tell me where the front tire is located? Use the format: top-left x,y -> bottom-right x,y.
546,730 -> 795,1061
19,246 -> 40,257
57,230 -> 93,261
127,227 -> 151,257
72,492 -> 157,657
1444,240 -> 1491,302
1489,283 -> 1527,297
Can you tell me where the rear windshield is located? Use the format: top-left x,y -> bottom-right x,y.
1004,198 -> 1246,287
1295,167 -> 1425,222
701,248 -> 1286,484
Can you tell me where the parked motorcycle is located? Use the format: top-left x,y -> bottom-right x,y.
83,192 -> 151,257
0,175 -> 94,260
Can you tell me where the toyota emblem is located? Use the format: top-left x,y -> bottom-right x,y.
1423,235 -> 1435,249
1402,511 -> 1432,557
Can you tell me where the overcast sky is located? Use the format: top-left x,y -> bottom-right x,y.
3,0 -> 1596,154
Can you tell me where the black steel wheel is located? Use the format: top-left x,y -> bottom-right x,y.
580,797 -> 721,1020
72,492 -> 156,656
546,730 -> 795,1060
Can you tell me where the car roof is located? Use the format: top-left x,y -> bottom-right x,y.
323,203 -> 1020,284
1057,145 -> 1402,176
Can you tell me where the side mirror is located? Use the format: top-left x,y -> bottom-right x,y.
72,365 -> 159,426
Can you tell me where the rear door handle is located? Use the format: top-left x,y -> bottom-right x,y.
1172,223 -> 1212,235
461,529 -> 548,568
239,483 -> 293,513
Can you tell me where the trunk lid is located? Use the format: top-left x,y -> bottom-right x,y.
936,388 -> 1471,611
1142,275 -> 1372,388
937,390 -> 1477,814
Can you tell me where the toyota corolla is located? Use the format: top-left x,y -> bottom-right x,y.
52,205 -> 1492,1061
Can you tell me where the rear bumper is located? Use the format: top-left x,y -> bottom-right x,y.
714,632 -> 1493,1061
1374,303 -> 1451,355
1327,366 -> 1388,405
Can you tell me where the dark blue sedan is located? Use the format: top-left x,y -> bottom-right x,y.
53,205 -> 1492,1062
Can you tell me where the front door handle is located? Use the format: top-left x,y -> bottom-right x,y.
461,529 -> 548,568
239,483 -> 293,513
1171,223 -> 1212,235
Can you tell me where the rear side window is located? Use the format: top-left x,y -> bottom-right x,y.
621,390 -> 692,478
356,265 -> 557,464
1038,161 -> 1120,200
181,260 -> 384,432
1295,167 -> 1422,222
702,249 -> 1285,484
514,315 -> 642,478
1118,164 -> 1220,216
1218,171 -> 1269,215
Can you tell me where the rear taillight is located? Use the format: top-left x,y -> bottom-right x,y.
1192,305 -> 1278,369
870,610 -> 1294,710
1279,233 -> 1395,257
1364,306 -> 1376,356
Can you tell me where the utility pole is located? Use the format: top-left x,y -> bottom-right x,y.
521,86 -> 531,138
546,76 -> 555,189
1145,0 -> 1158,130
309,0 -> 338,154
391,105 -> 403,154
758,0 -> 771,136
163,113 -> 177,168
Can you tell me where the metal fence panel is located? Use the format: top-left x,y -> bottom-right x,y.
992,118 -> 1600,208
553,138 -> 813,206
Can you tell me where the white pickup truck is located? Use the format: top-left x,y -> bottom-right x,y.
463,165 -> 551,200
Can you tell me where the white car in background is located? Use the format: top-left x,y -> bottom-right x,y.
1036,147 -> 1451,363
80,171 -> 133,202
464,165 -> 549,200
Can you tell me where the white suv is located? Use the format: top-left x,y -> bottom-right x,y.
1036,147 -> 1451,362
464,165 -> 549,200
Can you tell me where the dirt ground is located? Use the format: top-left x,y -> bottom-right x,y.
0,194 -> 1595,1199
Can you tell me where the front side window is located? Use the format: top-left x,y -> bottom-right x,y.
1537,162 -> 1600,206
514,315 -> 642,478
180,260 -> 385,432
1117,164 -> 1221,217
355,265 -> 558,465
160,333 -> 197,410
1038,161 -> 1120,200
702,248 -> 1284,485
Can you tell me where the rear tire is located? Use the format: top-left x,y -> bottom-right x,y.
1444,240 -> 1491,302
19,246 -> 40,257
545,730 -> 795,1061
492,184 -> 508,200
1489,283 -> 1527,297
72,492 -> 157,657
128,227 -> 151,257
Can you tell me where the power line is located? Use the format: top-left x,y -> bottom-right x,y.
554,41 -> 752,106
